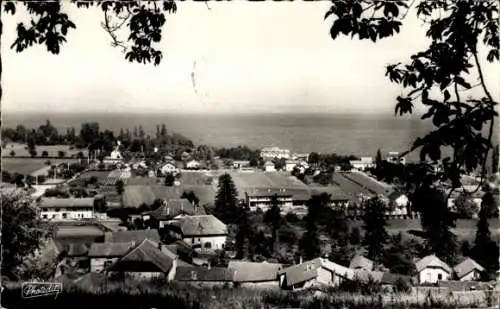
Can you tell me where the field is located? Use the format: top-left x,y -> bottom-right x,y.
2,143 -> 88,158
2,158 -> 79,175
123,183 -> 216,207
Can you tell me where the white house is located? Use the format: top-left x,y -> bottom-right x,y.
38,197 -> 94,220
160,162 -> 178,175
285,160 -> 299,172
264,161 -> 276,172
103,146 -> 124,164
261,147 -> 290,160
386,191 -> 410,218
349,157 -> 375,171
278,258 -> 354,290
186,160 -> 201,170
170,215 -> 228,250
415,255 -> 452,284
233,160 -> 251,169
387,152 -> 406,165
453,258 -> 485,281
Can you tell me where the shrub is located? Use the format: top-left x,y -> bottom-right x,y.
9,150 -> 15,157
394,277 -> 412,294
58,151 -> 66,158
41,150 -> 49,158
29,149 -> 37,157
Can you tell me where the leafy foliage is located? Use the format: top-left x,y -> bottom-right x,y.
326,0 -> 499,189
3,1 -> 177,66
1,191 -> 52,280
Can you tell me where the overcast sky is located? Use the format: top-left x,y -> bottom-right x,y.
2,2 -> 499,114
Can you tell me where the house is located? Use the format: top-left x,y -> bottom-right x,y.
103,146 -> 124,164
349,157 -> 375,171
278,258 -> 354,290
349,255 -> 374,271
261,147 -> 290,160
453,258 -> 485,281
264,161 -> 276,172
106,239 -> 178,280
244,188 -> 293,212
168,215 -> 228,250
228,261 -> 284,288
38,197 -> 94,220
387,152 -> 406,165
386,191 -> 410,218
146,199 -> 197,228
159,162 -> 178,175
233,160 -> 250,169
173,266 -> 235,287
88,242 -> 136,272
415,255 -> 452,284
185,160 -> 201,170
285,160 -> 299,172
104,229 -> 161,243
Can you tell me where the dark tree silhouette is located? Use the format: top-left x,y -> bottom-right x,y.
472,194 -> 500,279
235,208 -> 251,260
214,173 -> 239,224
362,196 -> 389,262
115,179 -> 124,196
492,144 -> 499,174
326,1 -> 498,190
299,195 -> 326,261
414,186 -> 458,265
264,194 -> 283,255
164,173 -> 175,186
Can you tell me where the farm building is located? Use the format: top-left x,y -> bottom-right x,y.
228,261 -> 284,288
38,197 -> 94,220
143,199 -> 199,228
349,255 -> 374,271
453,258 -> 485,281
174,266 -> 235,287
278,258 -> 354,290
106,239 -> 178,280
104,229 -> 161,243
233,160 -> 250,169
415,255 -> 452,284
244,188 -> 293,212
264,161 -> 276,172
88,242 -> 136,272
168,215 -> 228,250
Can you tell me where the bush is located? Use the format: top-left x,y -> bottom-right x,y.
29,149 -> 37,157
41,150 -> 49,158
285,212 -> 300,223
10,150 -> 15,157
394,277 -> 412,294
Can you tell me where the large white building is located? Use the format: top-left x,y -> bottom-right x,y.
261,147 -> 290,160
349,157 -> 375,171
38,197 -> 94,220
244,188 -> 294,212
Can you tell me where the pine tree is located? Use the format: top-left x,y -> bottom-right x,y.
214,173 -> 239,224
161,124 -> 167,137
362,196 -> 389,262
472,196 -> 500,280
235,208 -> 251,259
328,209 -> 354,266
416,186 -> 458,265
492,144 -> 499,174
299,195 -> 323,261
374,149 -> 383,180
264,194 -> 283,255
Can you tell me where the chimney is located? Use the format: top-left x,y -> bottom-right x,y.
299,256 -> 303,264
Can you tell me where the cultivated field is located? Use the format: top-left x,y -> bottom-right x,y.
2,158 -> 79,175
123,184 -> 216,207
2,143 -> 88,158
229,171 -> 308,189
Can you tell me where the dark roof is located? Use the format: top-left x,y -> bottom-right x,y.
39,197 -> 94,208
454,258 -> 485,279
341,172 -> 393,196
107,239 -> 176,273
173,215 -> 227,236
174,266 -> 235,282
88,242 -> 135,257
149,199 -> 195,220
104,229 -> 160,243
165,240 -> 193,255
309,186 -> 354,202
228,261 -> 283,282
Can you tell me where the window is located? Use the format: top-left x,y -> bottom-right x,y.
437,274 -> 443,280
104,260 -> 113,270
191,237 -> 195,244
204,242 -> 212,249
190,271 -> 198,280
62,213 -> 68,219
42,215 -> 48,219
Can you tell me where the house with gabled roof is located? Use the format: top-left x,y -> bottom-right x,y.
106,239 -> 179,280
349,255 -> 374,271
168,215 -> 228,250
88,242 -> 137,272
415,254 -> 452,284
174,265 -> 235,287
228,261 -> 284,288
453,258 -> 485,281
277,258 -> 355,290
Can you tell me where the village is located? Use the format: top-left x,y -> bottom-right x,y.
2,138 -> 499,306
